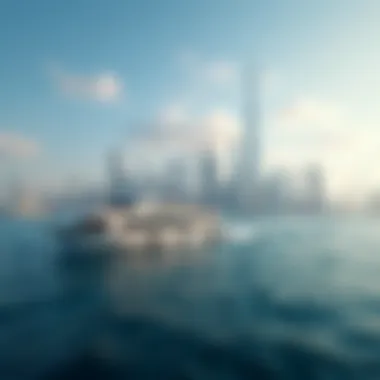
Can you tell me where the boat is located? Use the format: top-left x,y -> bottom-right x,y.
57,203 -> 223,255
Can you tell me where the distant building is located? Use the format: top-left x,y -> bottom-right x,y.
259,171 -> 291,214
108,149 -> 134,207
366,190 -> 380,214
303,164 -> 326,213
199,148 -> 219,205
236,65 -> 262,210
163,156 -> 189,201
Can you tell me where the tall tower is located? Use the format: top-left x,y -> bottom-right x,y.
237,64 -> 261,208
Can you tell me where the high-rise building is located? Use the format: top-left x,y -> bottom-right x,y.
366,190 -> 380,214
304,164 -> 326,213
259,171 -> 290,214
108,149 -> 134,207
199,148 -> 219,205
163,156 -> 188,201
236,64 -> 261,209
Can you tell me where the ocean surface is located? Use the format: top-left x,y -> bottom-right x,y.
1,215 -> 380,379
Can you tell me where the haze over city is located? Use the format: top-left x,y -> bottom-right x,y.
1,0 -> 380,208
5,2 -> 380,380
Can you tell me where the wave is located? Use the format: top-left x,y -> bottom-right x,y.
222,220 -> 262,244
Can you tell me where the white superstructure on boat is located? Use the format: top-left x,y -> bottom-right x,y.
58,202 -> 222,253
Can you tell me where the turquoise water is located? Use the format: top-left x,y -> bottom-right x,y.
1,216 -> 380,379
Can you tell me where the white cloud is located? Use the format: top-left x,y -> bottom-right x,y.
266,97 -> 380,197
160,106 -> 240,151
262,69 -> 284,98
200,109 -> 241,150
0,132 -> 40,159
266,98 -> 348,165
125,106 -> 241,181
158,104 -> 187,126
179,51 -> 281,97
93,74 -> 123,102
132,105 -> 241,156
267,97 -> 349,150
179,50 -> 238,87
276,98 -> 344,132
51,67 -> 124,102
202,61 -> 238,86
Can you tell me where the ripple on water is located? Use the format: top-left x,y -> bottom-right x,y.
4,216 -> 380,378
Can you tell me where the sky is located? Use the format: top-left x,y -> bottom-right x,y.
1,0 -> 380,199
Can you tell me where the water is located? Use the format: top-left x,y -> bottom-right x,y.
1,216 -> 380,379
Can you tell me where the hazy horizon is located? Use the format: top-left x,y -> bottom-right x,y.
1,0 -> 380,201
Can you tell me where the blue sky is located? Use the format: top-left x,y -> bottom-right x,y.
1,0 -> 380,197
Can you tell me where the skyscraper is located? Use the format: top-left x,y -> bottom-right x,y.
304,164 -> 326,213
108,148 -> 134,207
199,148 -> 219,205
236,64 -> 261,209
163,155 -> 188,201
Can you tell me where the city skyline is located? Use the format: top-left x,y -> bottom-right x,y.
1,1 -> 380,200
